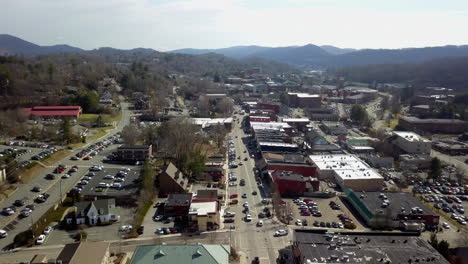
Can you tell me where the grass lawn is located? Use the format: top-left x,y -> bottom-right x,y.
89,126 -> 113,140
78,113 -> 121,123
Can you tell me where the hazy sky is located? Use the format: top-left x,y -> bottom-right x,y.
2,0 -> 468,51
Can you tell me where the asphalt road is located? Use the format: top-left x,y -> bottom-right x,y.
0,102 -> 131,251
225,114 -> 291,264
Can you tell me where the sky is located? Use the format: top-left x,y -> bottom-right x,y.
2,0 -> 468,51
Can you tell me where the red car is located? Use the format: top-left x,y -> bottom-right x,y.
83,156 -> 92,160
169,227 -> 178,233
280,200 -> 286,205
72,165 -> 79,169
304,199 -> 314,203
301,211 -> 311,216
230,194 -> 238,199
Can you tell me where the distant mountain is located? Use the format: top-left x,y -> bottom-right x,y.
171,43 -> 468,68
320,45 -> 357,55
171,45 -> 271,59
0,34 -> 83,56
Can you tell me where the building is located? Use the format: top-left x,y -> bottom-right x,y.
410,104 -> 431,117
287,93 -> 321,108
319,121 -> 347,136
308,107 -> 339,121
192,118 -> 233,130
399,116 -> 468,134
130,244 -> 230,264
164,193 -> 192,216
269,171 -> 319,197
278,230 -> 449,264
432,140 -> 468,155
249,116 -> 271,122
392,131 -> 431,155
282,118 -> 310,132
309,154 -> 384,191
65,199 -> 119,226
345,190 -> 440,229
56,241 -> 110,264
364,155 -> 394,169
115,145 -> 152,162
23,106 -> 82,119
158,163 -> 188,195
399,154 -> 432,170
188,200 -> 220,231
198,154 -> 225,182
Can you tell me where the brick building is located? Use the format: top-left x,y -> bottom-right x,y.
269,171 -> 319,197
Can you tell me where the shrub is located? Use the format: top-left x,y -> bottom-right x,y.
344,222 -> 357,230
14,230 -> 34,247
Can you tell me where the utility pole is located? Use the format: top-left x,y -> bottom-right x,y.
59,178 -> 63,205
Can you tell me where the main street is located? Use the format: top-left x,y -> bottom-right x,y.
0,102 -> 131,251
225,113 -> 291,264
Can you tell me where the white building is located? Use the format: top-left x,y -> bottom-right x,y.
309,154 -> 384,191
392,131 -> 431,155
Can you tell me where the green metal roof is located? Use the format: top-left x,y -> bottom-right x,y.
130,244 -> 230,264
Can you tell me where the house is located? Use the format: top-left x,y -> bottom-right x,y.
164,193 -> 192,217
269,171 -> 319,197
99,91 -> 113,105
130,244 -> 230,264
198,154 -> 225,182
188,200 -> 220,231
158,163 -> 188,195
115,145 -> 152,162
23,106 -> 82,119
65,199 -> 119,226
56,241 -> 111,264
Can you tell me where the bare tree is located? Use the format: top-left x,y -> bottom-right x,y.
216,98 -> 234,117
121,125 -> 141,145
198,95 -> 211,117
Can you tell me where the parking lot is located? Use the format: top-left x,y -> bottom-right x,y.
78,167 -> 140,198
284,196 -> 367,230
43,206 -> 135,245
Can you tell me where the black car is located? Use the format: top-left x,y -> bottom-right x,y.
252,191 -> 257,195
137,226 -> 144,234
224,218 -> 235,223
45,174 -> 56,180
26,204 -> 35,211
31,186 -> 42,192
326,222 -> 331,228
302,219 -> 308,226
258,212 -> 265,218
320,221 -> 326,227
14,200 -> 25,206
313,221 -> 320,227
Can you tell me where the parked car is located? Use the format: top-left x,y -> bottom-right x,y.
274,230 -> 288,237
0,230 -> 7,238
43,226 -> 52,235
36,234 -> 46,245
137,226 -> 144,234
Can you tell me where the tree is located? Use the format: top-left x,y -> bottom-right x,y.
279,92 -> 289,106
121,125 -> 140,145
61,117 -> 72,145
429,157 -> 442,180
77,90 -> 100,113
216,98 -> 234,117
380,96 -> 390,111
350,104 -> 369,126
94,115 -> 104,128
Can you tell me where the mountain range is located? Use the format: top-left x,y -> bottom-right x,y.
2,34 -> 468,68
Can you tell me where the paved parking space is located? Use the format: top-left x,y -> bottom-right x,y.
44,206 -> 135,245
79,167 -> 140,197
286,196 -> 367,230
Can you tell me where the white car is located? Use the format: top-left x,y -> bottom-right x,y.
442,222 -> 450,229
0,229 -> 7,238
295,219 -> 302,226
119,225 -> 133,232
36,234 -> 46,245
224,212 -> 236,217
111,183 -> 122,188
245,214 -> 252,222
228,182 -> 237,187
275,229 -> 288,237
104,175 -> 115,180
43,226 -> 53,235
243,202 -> 249,207
257,220 -> 263,227
61,174 -> 71,179
97,182 -> 110,188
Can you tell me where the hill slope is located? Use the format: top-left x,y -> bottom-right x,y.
0,34 -> 83,56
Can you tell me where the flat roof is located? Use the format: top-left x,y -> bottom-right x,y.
354,191 -> 437,216
393,131 -> 431,142
285,230 -> 449,264
259,142 -> 298,148
287,92 -> 320,98
310,154 -> 383,180
400,116 -> 468,124
189,201 -> 217,216
251,122 -> 291,130
282,118 -> 310,123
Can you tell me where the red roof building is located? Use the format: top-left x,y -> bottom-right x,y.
23,106 -> 82,119
269,170 -> 320,197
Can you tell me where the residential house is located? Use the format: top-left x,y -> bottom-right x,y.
56,241 -> 111,264
65,199 -> 119,226
158,162 -> 188,195
130,244 -> 230,264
